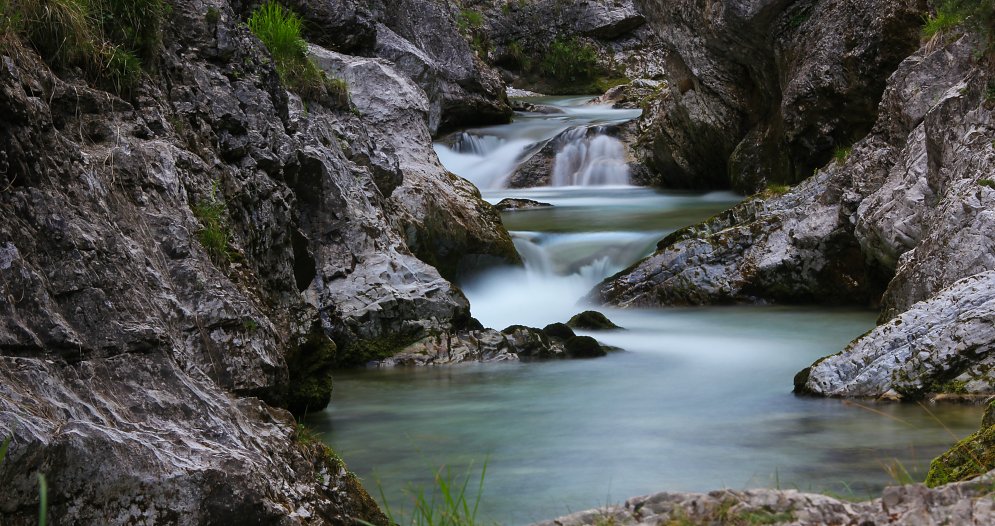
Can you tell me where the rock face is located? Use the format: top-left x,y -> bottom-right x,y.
0,0 -> 518,521
533,475 -> 995,526
631,0 -> 925,192
596,31 -> 995,399
370,0 -> 513,133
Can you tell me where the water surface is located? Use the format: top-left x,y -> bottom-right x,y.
313,98 -> 984,524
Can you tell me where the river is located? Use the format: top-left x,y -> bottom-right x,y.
309,97 -> 984,524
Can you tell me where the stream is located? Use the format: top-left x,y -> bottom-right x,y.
310,97 -> 984,524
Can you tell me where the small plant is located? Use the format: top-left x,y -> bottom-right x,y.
456,8 -> 483,32
922,2 -> 966,39
248,1 -> 349,103
205,6 -> 220,24
361,462 -> 489,526
980,178 -> 995,189
833,145 -> 852,164
765,183 -> 791,196
1,434 -> 48,526
191,184 -> 231,265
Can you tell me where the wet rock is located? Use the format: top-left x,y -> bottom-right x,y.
494,198 -> 553,211
590,78 -> 664,109
510,99 -> 566,114
508,125 -> 630,188
564,336 -> 607,359
567,311 -> 622,331
542,322 -> 577,340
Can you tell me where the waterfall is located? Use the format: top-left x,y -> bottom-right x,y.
550,127 -> 630,187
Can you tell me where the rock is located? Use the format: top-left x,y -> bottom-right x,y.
532,475 -> 995,525
564,336 -> 608,359
370,0 -> 512,133
799,271 -> 995,398
0,0 -> 521,520
630,0 -> 924,192
567,310 -> 622,331
509,99 -> 566,114
508,124 -> 631,188
542,322 -> 577,340
310,47 -> 522,283
283,0 -> 378,54
494,198 -> 553,211
590,78 -> 664,109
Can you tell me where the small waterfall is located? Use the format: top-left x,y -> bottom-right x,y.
452,132 -> 505,156
550,127 -> 630,187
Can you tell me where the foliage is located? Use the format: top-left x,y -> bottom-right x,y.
362,462 -> 489,526
921,0 -> 995,48
191,184 -> 231,265
922,2 -> 967,39
540,37 -> 599,82
833,145 -> 852,164
765,183 -> 791,196
247,1 -> 349,103
456,8 -> 482,32
980,178 -> 995,188
2,0 -> 167,93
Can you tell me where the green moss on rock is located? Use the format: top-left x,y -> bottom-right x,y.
564,335 -> 606,359
336,332 -> 422,368
542,322 -> 576,340
926,399 -> 995,487
285,326 -> 337,416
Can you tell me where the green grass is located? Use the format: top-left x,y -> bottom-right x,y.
980,178 -> 995,189
191,185 -> 231,265
247,1 -> 349,103
765,183 -> 791,196
2,0 -> 167,94
922,3 -> 966,39
833,145 -> 852,164
456,8 -> 482,32
362,462 -> 489,526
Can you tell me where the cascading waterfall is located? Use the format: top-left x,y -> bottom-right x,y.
550,127 -> 630,186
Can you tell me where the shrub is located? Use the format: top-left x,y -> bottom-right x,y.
922,0 -> 995,45
248,1 -> 349,103
91,0 -> 170,64
540,37 -> 599,82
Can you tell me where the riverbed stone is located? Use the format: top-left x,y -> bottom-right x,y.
567,310 -> 622,331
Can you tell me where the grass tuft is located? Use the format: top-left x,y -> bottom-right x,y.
247,1 -> 349,104
191,184 -> 231,265
541,37 -> 599,82
833,145 -> 852,165
361,462 -> 489,526
922,3 -> 966,39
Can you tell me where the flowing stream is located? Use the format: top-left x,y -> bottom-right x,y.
311,97 -> 984,524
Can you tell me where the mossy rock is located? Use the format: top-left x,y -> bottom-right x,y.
564,335 -> 606,359
286,327 -> 336,416
542,322 -> 576,340
566,310 -> 622,331
336,332 -> 422,368
925,400 -> 995,487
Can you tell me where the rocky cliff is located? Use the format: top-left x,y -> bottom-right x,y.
0,0 -> 521,522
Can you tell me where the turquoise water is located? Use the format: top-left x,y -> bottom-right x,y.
311,99 -> 985,525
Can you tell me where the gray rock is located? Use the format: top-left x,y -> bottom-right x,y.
800,271 -> 995,398
532,474 -> 995,526
631,0 -> 924,192
371,0 -> 512,133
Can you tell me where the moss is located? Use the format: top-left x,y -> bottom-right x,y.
286,326 -> 337,416
833,145 -> 852,165
592,76 -> 631,94
764,183 -> 791,196
337,332 -> 422,368
926,401 -> 995,487
295,428 -> 389,525
979,178 -> 995,189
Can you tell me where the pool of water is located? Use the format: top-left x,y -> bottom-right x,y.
311,98 -> 985,525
